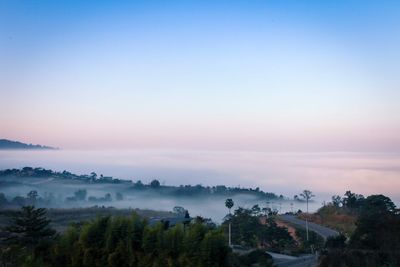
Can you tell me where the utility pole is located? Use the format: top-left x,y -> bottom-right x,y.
306,201 -> 309,242
228,222 -> 231,246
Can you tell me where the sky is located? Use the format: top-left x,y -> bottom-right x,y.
1,0 -> 400,151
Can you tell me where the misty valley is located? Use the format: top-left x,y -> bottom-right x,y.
2,0 -> 400,265
1,167 -> 400,267
0,167 -> 290,225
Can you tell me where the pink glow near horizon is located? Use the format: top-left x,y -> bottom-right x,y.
1,111 -> 400,151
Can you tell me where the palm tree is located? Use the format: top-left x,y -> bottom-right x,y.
225,198 -> 234,246
300,190 -> 315,242
225,198 -> 234,214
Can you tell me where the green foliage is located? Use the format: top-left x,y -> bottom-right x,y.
295,226 -> 324,252
224,207 -> 259,246
3,206 -> 56,247
320,194 -> 400,267
263,218 -> 296,252
351,195 -> 398,250
150,179 -> 161,188
342,190 -> 364,211
251,204 -> 261,216
74,189 -> 87,201
331,195 -> 342,207
325,234 -> 346,249
1,206 -> 56,267
6,213 -> 232,267
223,207 -> 295,252
225,199 -> 234,212
27,191 -> 38,205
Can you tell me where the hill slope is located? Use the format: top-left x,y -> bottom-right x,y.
0,139 -> 57,150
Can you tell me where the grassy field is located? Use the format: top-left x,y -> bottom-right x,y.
0,206 -> 177,232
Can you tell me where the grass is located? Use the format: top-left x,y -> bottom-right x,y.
298,205 -> 357,236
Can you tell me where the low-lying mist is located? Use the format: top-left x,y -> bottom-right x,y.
1,149 -> 399,206
0,171 -> 319,222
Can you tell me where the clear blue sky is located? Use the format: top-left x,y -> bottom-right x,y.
1,0 -> 399,151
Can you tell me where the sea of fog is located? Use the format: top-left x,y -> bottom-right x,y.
1,149 -> 400,220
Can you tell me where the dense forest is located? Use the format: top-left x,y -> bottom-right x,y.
0,204 -> 313,267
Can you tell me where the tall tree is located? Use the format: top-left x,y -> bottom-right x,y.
225,198 -> 234,246
225,199 -> 234,214
4,206 -> 56,247
300,190 -> 315,242
150,179 -> 161,188
331,195 -> 342,207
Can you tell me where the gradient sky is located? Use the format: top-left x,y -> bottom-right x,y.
1,0 -> 399,151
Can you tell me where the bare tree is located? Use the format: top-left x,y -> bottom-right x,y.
300,190 -> 315,242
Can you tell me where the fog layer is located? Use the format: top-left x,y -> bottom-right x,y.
1,149 -> 399,212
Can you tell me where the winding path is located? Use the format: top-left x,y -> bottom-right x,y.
279,215 -> 339,240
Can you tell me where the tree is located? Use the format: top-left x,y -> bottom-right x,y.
134,180 -> 144,189
300,190 -> 315,242
225,198 -> 234,247
262,207 -> 270,216
351,194 -> 397,250
321,194 -> 400,266
0,192 -> 8,207
325,234 -> 346,249
74,189 -> 87,201
150,179 -> 160,188
199,230 -> 230,267
4,206 -> 56,247
225,207 -> 259,247
300,190 -> 315,208
225,199 -> 234,214
115,192 -> 123,201
173,206 -> 186,215
223,207 -> 294,250
27,190 -> 38,205
331,195 -> 342,207
104,193 -> 112,201
342,191 -> 364,210
251,204 -> 261,217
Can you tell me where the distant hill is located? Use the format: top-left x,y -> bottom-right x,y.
0,167 -> 281,200
0,139 -> 57,150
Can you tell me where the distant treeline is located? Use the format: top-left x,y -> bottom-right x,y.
0,167 -> 282,199
0,189 -> 120,208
